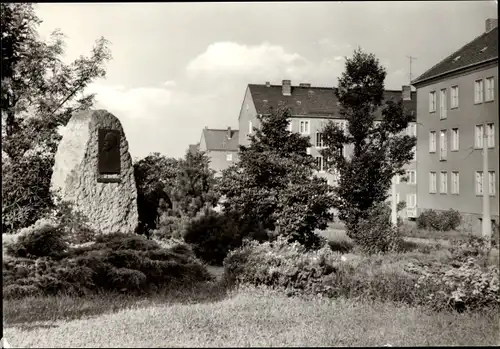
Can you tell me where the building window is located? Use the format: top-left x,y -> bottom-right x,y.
248,120 -> 253,136
396,193 -> 400,204
474,79 -> 484,104
451,85 -> 459,108
406,193 -> 416,208
475,124 -> 484,149
300,120 -> 310,134
395,174 -> 400,184
439,130 -> 447,160
489,171 -> 496,196
429,131 -> 436,153
440,171 -> 448,194
429,91 -> 436,112
306,147 -> 311,155
407,170 -> 416,184
429,172 -> 437,193
315,132 -> 324,147
451,171 -> 460,194
406,123 -> 417,137
226,153 -> 233,162
287,119 -> 293,132
440,89 -> 447,119
485,77 -> 495,102
475,171 -> 484,195
411,146 -> 416,161
451,128 -> 459,151
487,123 -> 495,148
315,156 -> 324,172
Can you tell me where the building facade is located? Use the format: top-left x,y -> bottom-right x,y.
237,80 -> 418,219
197,127 -> 239,177
412,19 -> 499,233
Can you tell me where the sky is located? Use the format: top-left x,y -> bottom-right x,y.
35,1 -> 497,160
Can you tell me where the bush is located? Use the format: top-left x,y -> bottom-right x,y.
151,213 -> 191,241
184,209 -> 269,266
3,231 -> 213,299
350,203 -> 403,254
417,209 -> 461,231
224,237 -> 499,312
6,222 -> 69,259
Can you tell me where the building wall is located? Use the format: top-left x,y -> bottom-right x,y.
238,87 -> 260,147
415,63 -> 499,230
206,150 -> 239,177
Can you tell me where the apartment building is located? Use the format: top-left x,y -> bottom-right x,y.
197,127 -> 239,177
237,80 -> 418,219
411,18 -> 499,233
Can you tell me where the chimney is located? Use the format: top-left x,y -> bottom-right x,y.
227,126 -> 232,139
282,80 -> 291,96
485,18 -> 498,33
265,81 -> 271,87
402,85 -> 411,101
299,83 -> 311,87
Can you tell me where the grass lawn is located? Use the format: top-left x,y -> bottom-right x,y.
3,286 -> 499,347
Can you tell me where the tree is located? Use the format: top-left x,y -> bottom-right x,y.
170,149 -> 219,218
133,153 -> 180,235
218,106 -> 334,248
320,48 -> 416,238
1,3 -> 112,233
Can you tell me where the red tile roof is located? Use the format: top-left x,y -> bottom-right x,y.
248,84 -> 416,121
202,128 -> 239,151
412,27 -> 498,86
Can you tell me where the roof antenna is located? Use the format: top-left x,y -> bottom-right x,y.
407,55 -> 418,87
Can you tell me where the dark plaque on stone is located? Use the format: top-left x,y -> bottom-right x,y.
98,129 -> 121,175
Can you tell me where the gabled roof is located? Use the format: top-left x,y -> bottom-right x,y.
201,129 -> 239,151
412,26 -> 498,86
247,84 -> 416,121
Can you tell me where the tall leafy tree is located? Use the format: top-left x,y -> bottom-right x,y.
320,48 -> 416,238
1,3 -> 112,232
133,153 -> 180,235
218,106 -> 334,248
171,149 -> 219,218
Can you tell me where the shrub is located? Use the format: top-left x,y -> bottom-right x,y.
351,203 -> 404,254
184,209 -> 269,265
54,200 -> 97,244
416,209 -> 461,231
6,222 -> 69,259
151,213 -> 191,241
3,232 -> 213,299
224,237 -> 499,312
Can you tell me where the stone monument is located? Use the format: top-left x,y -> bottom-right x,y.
51,109 -> 139,234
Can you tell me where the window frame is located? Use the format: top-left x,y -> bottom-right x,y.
440,171 -> 448,194
451,85 -> 459,109
485,77 -> 495,102
489,171 -> 496,196
440,88 -> 447,119
451,128 -> 459,151
226,153 -> 233,162
429,172 -> 437,194
429,130 -> 436,153
475,124 -> 484,149
451,171 -> 460,194
439,129 -> 447,161
429,91 -> 436,113
475,171 -> 484,196
299,120 -> 310,135
487,123 -> 495,148
474,79 -> 484,104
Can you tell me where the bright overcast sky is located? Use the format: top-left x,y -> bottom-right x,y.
36,1 -> 497,160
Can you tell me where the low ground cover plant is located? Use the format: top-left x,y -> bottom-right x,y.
3,222 -> 213,299
224,236 -> 500,312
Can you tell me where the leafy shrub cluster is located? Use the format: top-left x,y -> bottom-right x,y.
351,203 -> 404,254
416,209 -> 462,231
184,209 -> 269,266
3,226 -> 213,299
405,258 -> 499,311
224,237 -> 499,312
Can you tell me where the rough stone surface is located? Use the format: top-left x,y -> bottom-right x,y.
51,109 -> 138,235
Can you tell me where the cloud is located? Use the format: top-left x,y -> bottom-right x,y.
163,80 -> 176,88
186,41 -> 312,81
